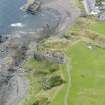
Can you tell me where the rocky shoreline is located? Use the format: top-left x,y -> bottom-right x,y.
0,0 -> 80,105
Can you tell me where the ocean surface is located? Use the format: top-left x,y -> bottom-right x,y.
0,0 -> 61,34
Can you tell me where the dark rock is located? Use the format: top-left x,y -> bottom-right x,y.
27,1 -> 41,14
34,50 -> 66,64
0,35 -> 8,43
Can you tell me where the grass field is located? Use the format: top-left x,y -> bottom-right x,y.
89,21 -> 105,35
69,42 -> 105,105
48,41 -> 105,105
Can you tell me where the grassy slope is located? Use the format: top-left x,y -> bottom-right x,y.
50,64 -> 68,105
67,17 -> 105,36
20,58 -> 61,105
37,39 -> 70,105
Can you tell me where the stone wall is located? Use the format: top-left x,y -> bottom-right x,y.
34,50 -> 66,64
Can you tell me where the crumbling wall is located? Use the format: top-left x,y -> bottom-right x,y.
34,50 -> 66,64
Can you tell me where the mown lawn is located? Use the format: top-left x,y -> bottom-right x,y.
69,42 -> 105,105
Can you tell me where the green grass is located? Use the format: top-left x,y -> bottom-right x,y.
66,17 -> 105,37
20,58 -> 60,105
23,58 -> 59,73
49,64 -> 68,105
69,42 -> 105,105
89,21 -> 105,35
20,37 -> 105,105
49,41 -> 105,105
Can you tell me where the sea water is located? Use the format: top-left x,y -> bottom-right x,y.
0,0 -> 61,34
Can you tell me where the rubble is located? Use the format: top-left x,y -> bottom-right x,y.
34,50 -> 66,64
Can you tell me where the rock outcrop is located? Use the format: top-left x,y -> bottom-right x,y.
26,1 -> 41,14
0,35 -> 29,105
34,50 -> 66,64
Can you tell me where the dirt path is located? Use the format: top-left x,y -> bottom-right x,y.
64,57 -> 72,105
